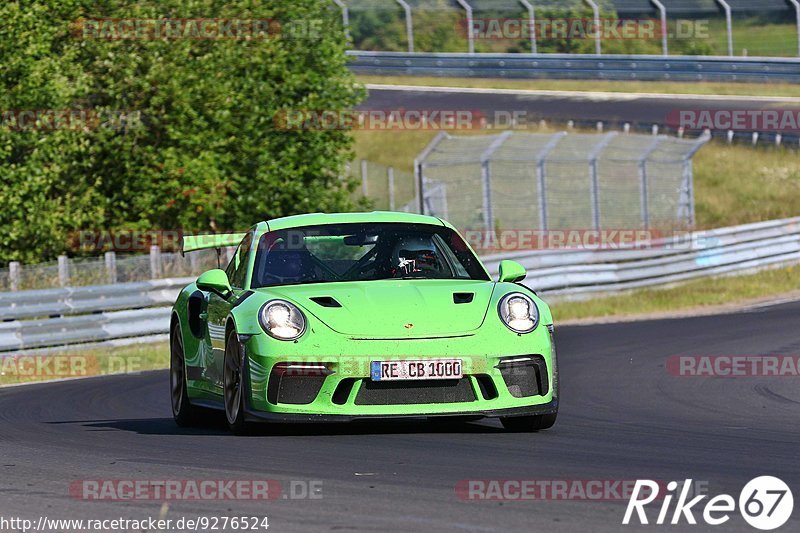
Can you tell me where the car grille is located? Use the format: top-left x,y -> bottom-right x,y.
267,374 -> 327,405
354,378 -> 476,405
498,355 -> 549,398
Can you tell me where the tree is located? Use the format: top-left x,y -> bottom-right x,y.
0,0 -> 364,263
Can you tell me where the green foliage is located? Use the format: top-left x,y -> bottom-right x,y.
0,0 -> 364,264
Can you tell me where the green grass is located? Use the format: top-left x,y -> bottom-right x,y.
357,75 -> 800,98
0,342 -> 167,386
551,264 -> 800,322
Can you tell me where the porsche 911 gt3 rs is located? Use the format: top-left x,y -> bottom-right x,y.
170,212 -> 558,434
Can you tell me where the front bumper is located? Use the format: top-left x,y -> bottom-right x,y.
241,323 -> 558,419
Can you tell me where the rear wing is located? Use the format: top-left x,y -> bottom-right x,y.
181,233 -> 247,255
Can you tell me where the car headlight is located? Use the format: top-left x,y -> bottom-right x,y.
498,293 -> 539,334
259,300 -> 306,340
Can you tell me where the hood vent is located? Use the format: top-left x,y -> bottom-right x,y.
453,292 -> 474,304
310,296 -> 342,308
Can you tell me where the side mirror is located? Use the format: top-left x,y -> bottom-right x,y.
196,269 -> 232,298
498,260 -> 527,283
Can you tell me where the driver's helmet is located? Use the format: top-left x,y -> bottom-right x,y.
391,236 -> 440,275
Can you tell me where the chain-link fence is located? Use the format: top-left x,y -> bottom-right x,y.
414,130 -> 709,233
0,249 -> 221,292
349,160 -> 419,212
336,0 -> 800,57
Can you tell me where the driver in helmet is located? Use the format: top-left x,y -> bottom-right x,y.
390,235 -> 441,277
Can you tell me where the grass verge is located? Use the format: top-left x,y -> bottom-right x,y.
550,265 -> 800,322
0,341 -> 167,386
356,75 -> 800,99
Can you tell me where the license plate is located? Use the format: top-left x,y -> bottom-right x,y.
370,359 -> 463,381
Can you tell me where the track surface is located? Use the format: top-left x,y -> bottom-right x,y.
2,300 -> 800,532
362,85 -> 796,131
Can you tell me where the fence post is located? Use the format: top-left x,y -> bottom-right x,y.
639,137 -> 665,230
331,0 -> 349,40
395,0 -> 414,52
360,159 -> 368,197
414,132 -> 448,215
588,132 -> 618,231
536,132 -> 567,232
584,0 -> 602,55
455,0 -> 475,54
105,251 -> 117,284
715,0 -> 734,56
790,0 -> 800,57
480,131 -> 512,234
650,0 -> 668,56
9,261 -> 20,291
388,166 -> 396,211
150,245 -> 162,279
58,255 -> 70,287
519,0 -> 537,54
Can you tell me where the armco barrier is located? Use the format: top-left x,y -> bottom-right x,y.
483,218 -> 800,296
347,51 -> 800,84
2,218 -> 800,352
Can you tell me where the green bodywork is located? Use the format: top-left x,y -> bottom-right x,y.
171,212 -> 558,420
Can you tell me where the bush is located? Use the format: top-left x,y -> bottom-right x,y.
0,0 -> 364,264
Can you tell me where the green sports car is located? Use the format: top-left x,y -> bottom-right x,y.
170,212 -> 558,434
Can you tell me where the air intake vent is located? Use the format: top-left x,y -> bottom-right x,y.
453,292 -> 474,304
310,296 -> 342,308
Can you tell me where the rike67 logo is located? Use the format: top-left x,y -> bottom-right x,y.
624,477 -> 794,530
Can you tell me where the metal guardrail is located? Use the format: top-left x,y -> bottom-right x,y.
2,217 -> 800,352
347,51 -> 800,83
483,217 -> 800,297
0,278 -> 191,352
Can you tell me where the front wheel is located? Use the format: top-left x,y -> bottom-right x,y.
223,330 -> 250,435
500,412 -> 558,432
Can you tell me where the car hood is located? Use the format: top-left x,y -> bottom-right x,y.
259,279 -> 496,338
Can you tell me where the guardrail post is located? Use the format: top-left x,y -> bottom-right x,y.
9,261 -> 20,291
455,0 -> 475,54
105,251 -> 117,284
395,0 -> 414,53
519,0 -> 537,54
388,166 -> 396,211
58,255 -> 70,287
150,245 -> 162,279
650,0 -> 668,56
584,0 -> 602,55
715,0 -> 734,56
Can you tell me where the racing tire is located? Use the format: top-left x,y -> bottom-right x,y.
223,329 -> 251,435
170,323 -> 203,427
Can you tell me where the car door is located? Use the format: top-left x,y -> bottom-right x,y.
206,231 -> 253,393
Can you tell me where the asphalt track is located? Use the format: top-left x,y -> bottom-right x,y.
2,299 -> 800,532
362,85 -> 800,132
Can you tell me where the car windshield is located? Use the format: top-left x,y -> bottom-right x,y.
251,223 -> 488,288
